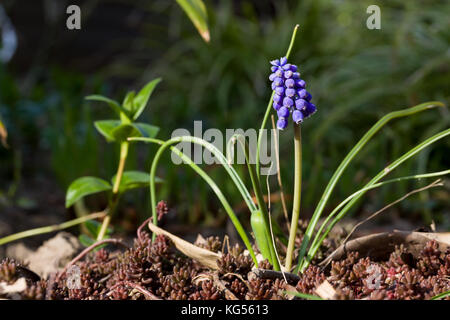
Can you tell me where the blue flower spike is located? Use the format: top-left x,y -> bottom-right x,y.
269,56 -> 317,130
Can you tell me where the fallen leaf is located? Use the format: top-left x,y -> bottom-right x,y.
148,221 -> 221,270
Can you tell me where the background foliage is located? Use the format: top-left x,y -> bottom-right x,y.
0,0 -> 448,237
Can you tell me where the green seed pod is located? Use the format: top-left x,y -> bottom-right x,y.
250,210 -> 272,264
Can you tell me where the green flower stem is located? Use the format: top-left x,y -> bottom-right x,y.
129,137 -> 258,265
285,123 -> 302,271
97,141 -> 129,240
0,212 -> 106,246
256,24 -> 299,179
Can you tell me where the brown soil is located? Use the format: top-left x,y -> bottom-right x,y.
0,224 -> 449,300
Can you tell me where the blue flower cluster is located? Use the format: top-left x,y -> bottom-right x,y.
269,57 -> 317,130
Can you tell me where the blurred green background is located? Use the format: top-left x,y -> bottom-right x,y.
0,0 -> 449,240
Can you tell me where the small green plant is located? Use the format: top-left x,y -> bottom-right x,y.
133,25 -> 449,273
65,79 -> 163,244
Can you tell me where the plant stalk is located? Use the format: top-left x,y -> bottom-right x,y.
97,141 -> 129,240
285,124 -> 302,271
0,212 -> 106,246
256,24 -> 299,178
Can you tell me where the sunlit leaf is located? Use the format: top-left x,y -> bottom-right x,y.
111,170 -> 163,193
66,177 -> 112,208
94,120 -> 121,142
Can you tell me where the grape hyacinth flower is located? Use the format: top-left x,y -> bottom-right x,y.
269,57 -> 317,130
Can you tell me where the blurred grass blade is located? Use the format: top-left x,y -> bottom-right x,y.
0,115 -> 7,148
176,0 -> 210,42
296,101 -> 445,269
285,291 -> 323,300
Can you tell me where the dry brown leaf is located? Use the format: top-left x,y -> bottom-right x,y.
320,230 -> 450,267
148,221 -> 221,270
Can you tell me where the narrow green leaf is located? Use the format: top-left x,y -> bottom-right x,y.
134,123 -> 160,138
132,78 -> 162,120
176,0 -> 210,42
299,129 -> 450,272
285,291 -> 324,300
122,91 -> 136,113
111,170 -> 163,193
431,290 -> 450,300
94,120 -> 121,142
66,177 -> 112,208
297,101 -> 445,269
86,95 -> 130,120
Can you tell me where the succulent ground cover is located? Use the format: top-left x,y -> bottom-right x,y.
1,220 -> 448,300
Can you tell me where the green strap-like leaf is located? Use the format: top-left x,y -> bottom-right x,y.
66,176 -> 112,208
296,101 -> 445,269
176,0 -> 210,42
132,78 -> 162,120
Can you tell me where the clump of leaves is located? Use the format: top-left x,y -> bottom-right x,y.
65,79 -> 163,245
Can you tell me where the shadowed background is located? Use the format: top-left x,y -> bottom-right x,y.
0,0 -> 449,248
